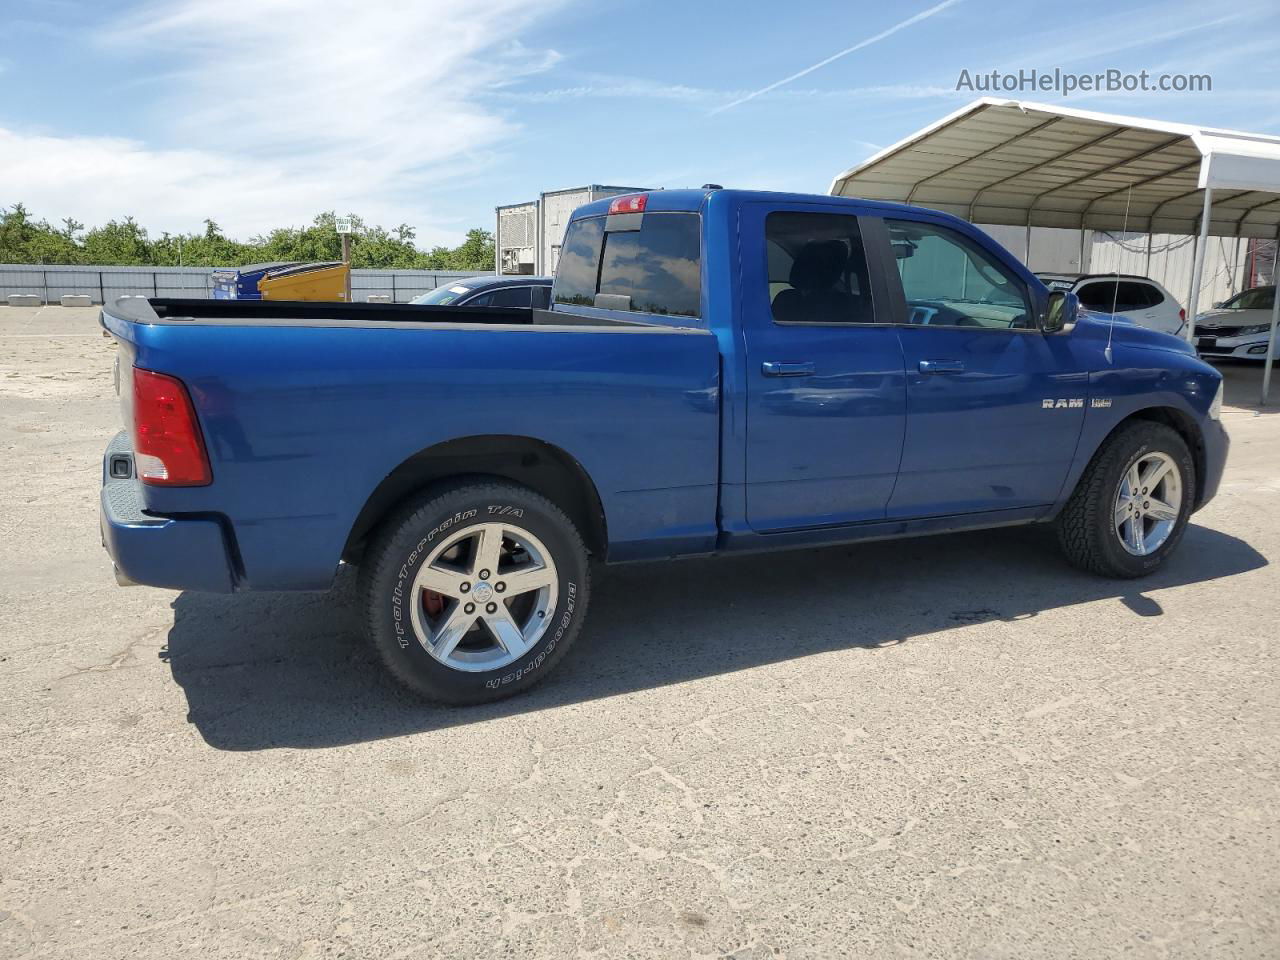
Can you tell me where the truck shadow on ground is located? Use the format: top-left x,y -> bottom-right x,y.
164,522 -> 1266,750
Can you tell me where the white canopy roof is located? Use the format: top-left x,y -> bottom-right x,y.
829,98 -> 1280,239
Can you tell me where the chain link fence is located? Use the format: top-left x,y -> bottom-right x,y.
0,264 -> 490,304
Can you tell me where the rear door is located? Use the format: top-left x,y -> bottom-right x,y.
878,216 -> 1086,519
1132,282 -> 1182,334
741,203 -> 907,531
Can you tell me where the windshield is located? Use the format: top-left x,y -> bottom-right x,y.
1222,287 -> 1275,311
413,283 -> 475,305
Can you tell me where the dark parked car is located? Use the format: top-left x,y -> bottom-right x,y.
412,275 -> 552,308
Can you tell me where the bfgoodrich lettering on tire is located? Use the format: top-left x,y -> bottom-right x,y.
1056,420 -> 1195,579
359,480 -> 590,704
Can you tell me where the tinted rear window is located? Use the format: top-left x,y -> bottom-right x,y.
554,213 -> 701,318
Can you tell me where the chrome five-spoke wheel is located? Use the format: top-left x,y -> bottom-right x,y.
409,522 -> 558,672
1114,451 -> 1182,556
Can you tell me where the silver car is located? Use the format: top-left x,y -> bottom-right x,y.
1194,286 -> 1278,361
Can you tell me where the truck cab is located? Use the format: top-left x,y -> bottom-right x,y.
546,189 -> 1221,543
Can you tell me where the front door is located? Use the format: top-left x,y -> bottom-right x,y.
879,217 -> 1087,519
742,204 -> 907,532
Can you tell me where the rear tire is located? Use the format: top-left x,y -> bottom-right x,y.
359,480 -> 590,705
1056,420 -> 1195,578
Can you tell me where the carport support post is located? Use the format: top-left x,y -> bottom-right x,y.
341,233 -> 352,303
1261,229 -> 1280,406
1185,188 -> 1214,343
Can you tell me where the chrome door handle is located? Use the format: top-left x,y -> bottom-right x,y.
918,359 -> 964,374
761,361 -> 815,377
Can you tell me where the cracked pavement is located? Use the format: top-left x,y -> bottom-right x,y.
1,306 -> 1277,958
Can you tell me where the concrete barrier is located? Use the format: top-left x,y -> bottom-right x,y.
366,294 -> 393,303
60,295 -> 94,307
7,294 -> 42,307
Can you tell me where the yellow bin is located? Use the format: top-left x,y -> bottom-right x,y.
258,261 -> 349,301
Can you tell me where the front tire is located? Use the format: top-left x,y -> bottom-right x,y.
1056,420 -> 1195,578
360,481 -> 590,705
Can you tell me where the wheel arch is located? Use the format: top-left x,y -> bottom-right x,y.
343,435 -> 608,562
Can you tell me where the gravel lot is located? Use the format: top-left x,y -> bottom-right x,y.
1,305 -> 1277,959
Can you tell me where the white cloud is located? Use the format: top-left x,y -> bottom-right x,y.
501,75 -> 961,108
501,78 -> 720,104
710,0 -> 962,114
1,0 -> 565,246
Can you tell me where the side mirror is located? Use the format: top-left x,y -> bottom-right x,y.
1043,290 -> 1077,334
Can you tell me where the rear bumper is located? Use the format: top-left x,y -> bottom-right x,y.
1197,418 -> 1229,510
100,432 -> 235,593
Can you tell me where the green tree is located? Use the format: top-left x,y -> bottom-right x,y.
452,228 -> 495,270
81,217 -> 150,265
151,220 -> 254,267
420,229 -> 495,270
0,204 -> 82,264
0,203 -> 494,271
350,222 -> 425,270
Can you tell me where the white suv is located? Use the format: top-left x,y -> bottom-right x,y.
1036,273 -> 1185,336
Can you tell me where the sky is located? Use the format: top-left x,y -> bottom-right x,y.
2,0 -> 1279,248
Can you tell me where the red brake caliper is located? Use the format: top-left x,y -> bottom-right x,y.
423,589 -> 445,617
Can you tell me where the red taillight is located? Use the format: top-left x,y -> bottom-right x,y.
1179,308 -> 1186,322
131,368 -> 211,486
608,193 -> 647,215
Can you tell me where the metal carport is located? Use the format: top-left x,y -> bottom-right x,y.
829,98 -> 1280,403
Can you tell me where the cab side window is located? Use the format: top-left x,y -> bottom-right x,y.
765,212 -> 874,324
887,219 -> 1031,329
485,286 -> 534,308
552,217 -> 604,308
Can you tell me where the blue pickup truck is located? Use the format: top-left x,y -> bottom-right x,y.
101,188 -> 1228,704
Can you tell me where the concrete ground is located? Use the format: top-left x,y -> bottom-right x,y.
1,305 -> 1276,959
